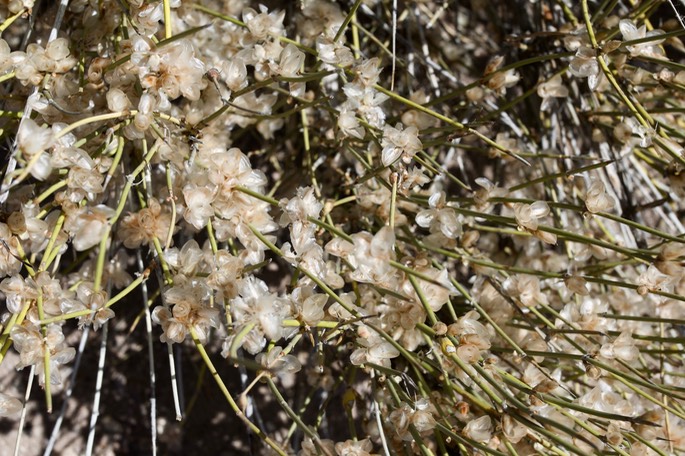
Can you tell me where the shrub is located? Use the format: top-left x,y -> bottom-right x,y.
1,0 -> 685,455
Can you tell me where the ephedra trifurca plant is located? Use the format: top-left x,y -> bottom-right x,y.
1,0 -> 685,455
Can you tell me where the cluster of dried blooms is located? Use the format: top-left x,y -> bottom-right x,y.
1,0 -> 685,455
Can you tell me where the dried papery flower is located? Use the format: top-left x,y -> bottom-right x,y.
411,398 -> 437,433
605,422 -> 623,446
152,275 -> 220,344
64,205 -> 116,251
256,346 -> 302,376
0,39 -> 12,75
106,88 -> 131,112
519,333 -> 547,363
636,264 -> 673,295
0,274 -> 37,314
6,212 -> 25,235
577,383 -> 634,417
44,38 -> 73,67
17,118 -> 55,180
619,19 -> 666,58
483,55 -> 504,77
208,147 -> 268,196
629,442 -> 652,456
401,265 -> 457,312
17,207 -> 50,253
182,184 -> 216,230
131,37 -> 206,101
87,56 -> 111,83
13,38 -> 77,86
463,415 -> 492,442
291,285 -> 326,327
316,36 -> 354,67
565,275 -> 590,296
205,248 -> 243,299
655,243 -> 685,277
337,109 -> 365,139
299,437 -> 336,456
513,201 -> 549,232
279,186 -> 323,227
350,323 -> 400,368
502,414 -> 528,443
135,2 -> 164,33
659,242 -> 685,262
272,43 -> 304,78
513,201 -> 557,244
388,402 -> 412,440
613,118 -> 653,147
473,177 -> 507,211
354,57 -> 383,87
449,310 -> 488,338
130,92 -> 158,134
504,275 -> 548,307
165,240 -> 205,277
101,250 -> 133,290
399,90 -> 437,131
488,68 -> 520,93
537,74 -> 569,111
381,123 -> 422,167
456,342 -> 481,364
11,323 -> 75,387
282,222 -> 326,280
59,282 -> 113,330
484,55 -> 520,93
416,191 -> 462,242
326,293 -> 364,322
600,331 -> 639,362
569,45 -> 605,91
342,81 -> 389,129
326,226 -> 396,286
334,438 -> 376,456
0,223 -> 23,279
224,276 -> 295,355
243,5 -> 286,40
388,399 -> 436,441
584,178 -> 615,214
613,121 -> 632,144
119,199 -> 174,249
30,272 -> 73,318
573,429 -> 604,454
522,362 -> 546,388
222,57 -> 248,92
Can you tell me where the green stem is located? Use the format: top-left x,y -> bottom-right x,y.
189,327 -> 287,455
